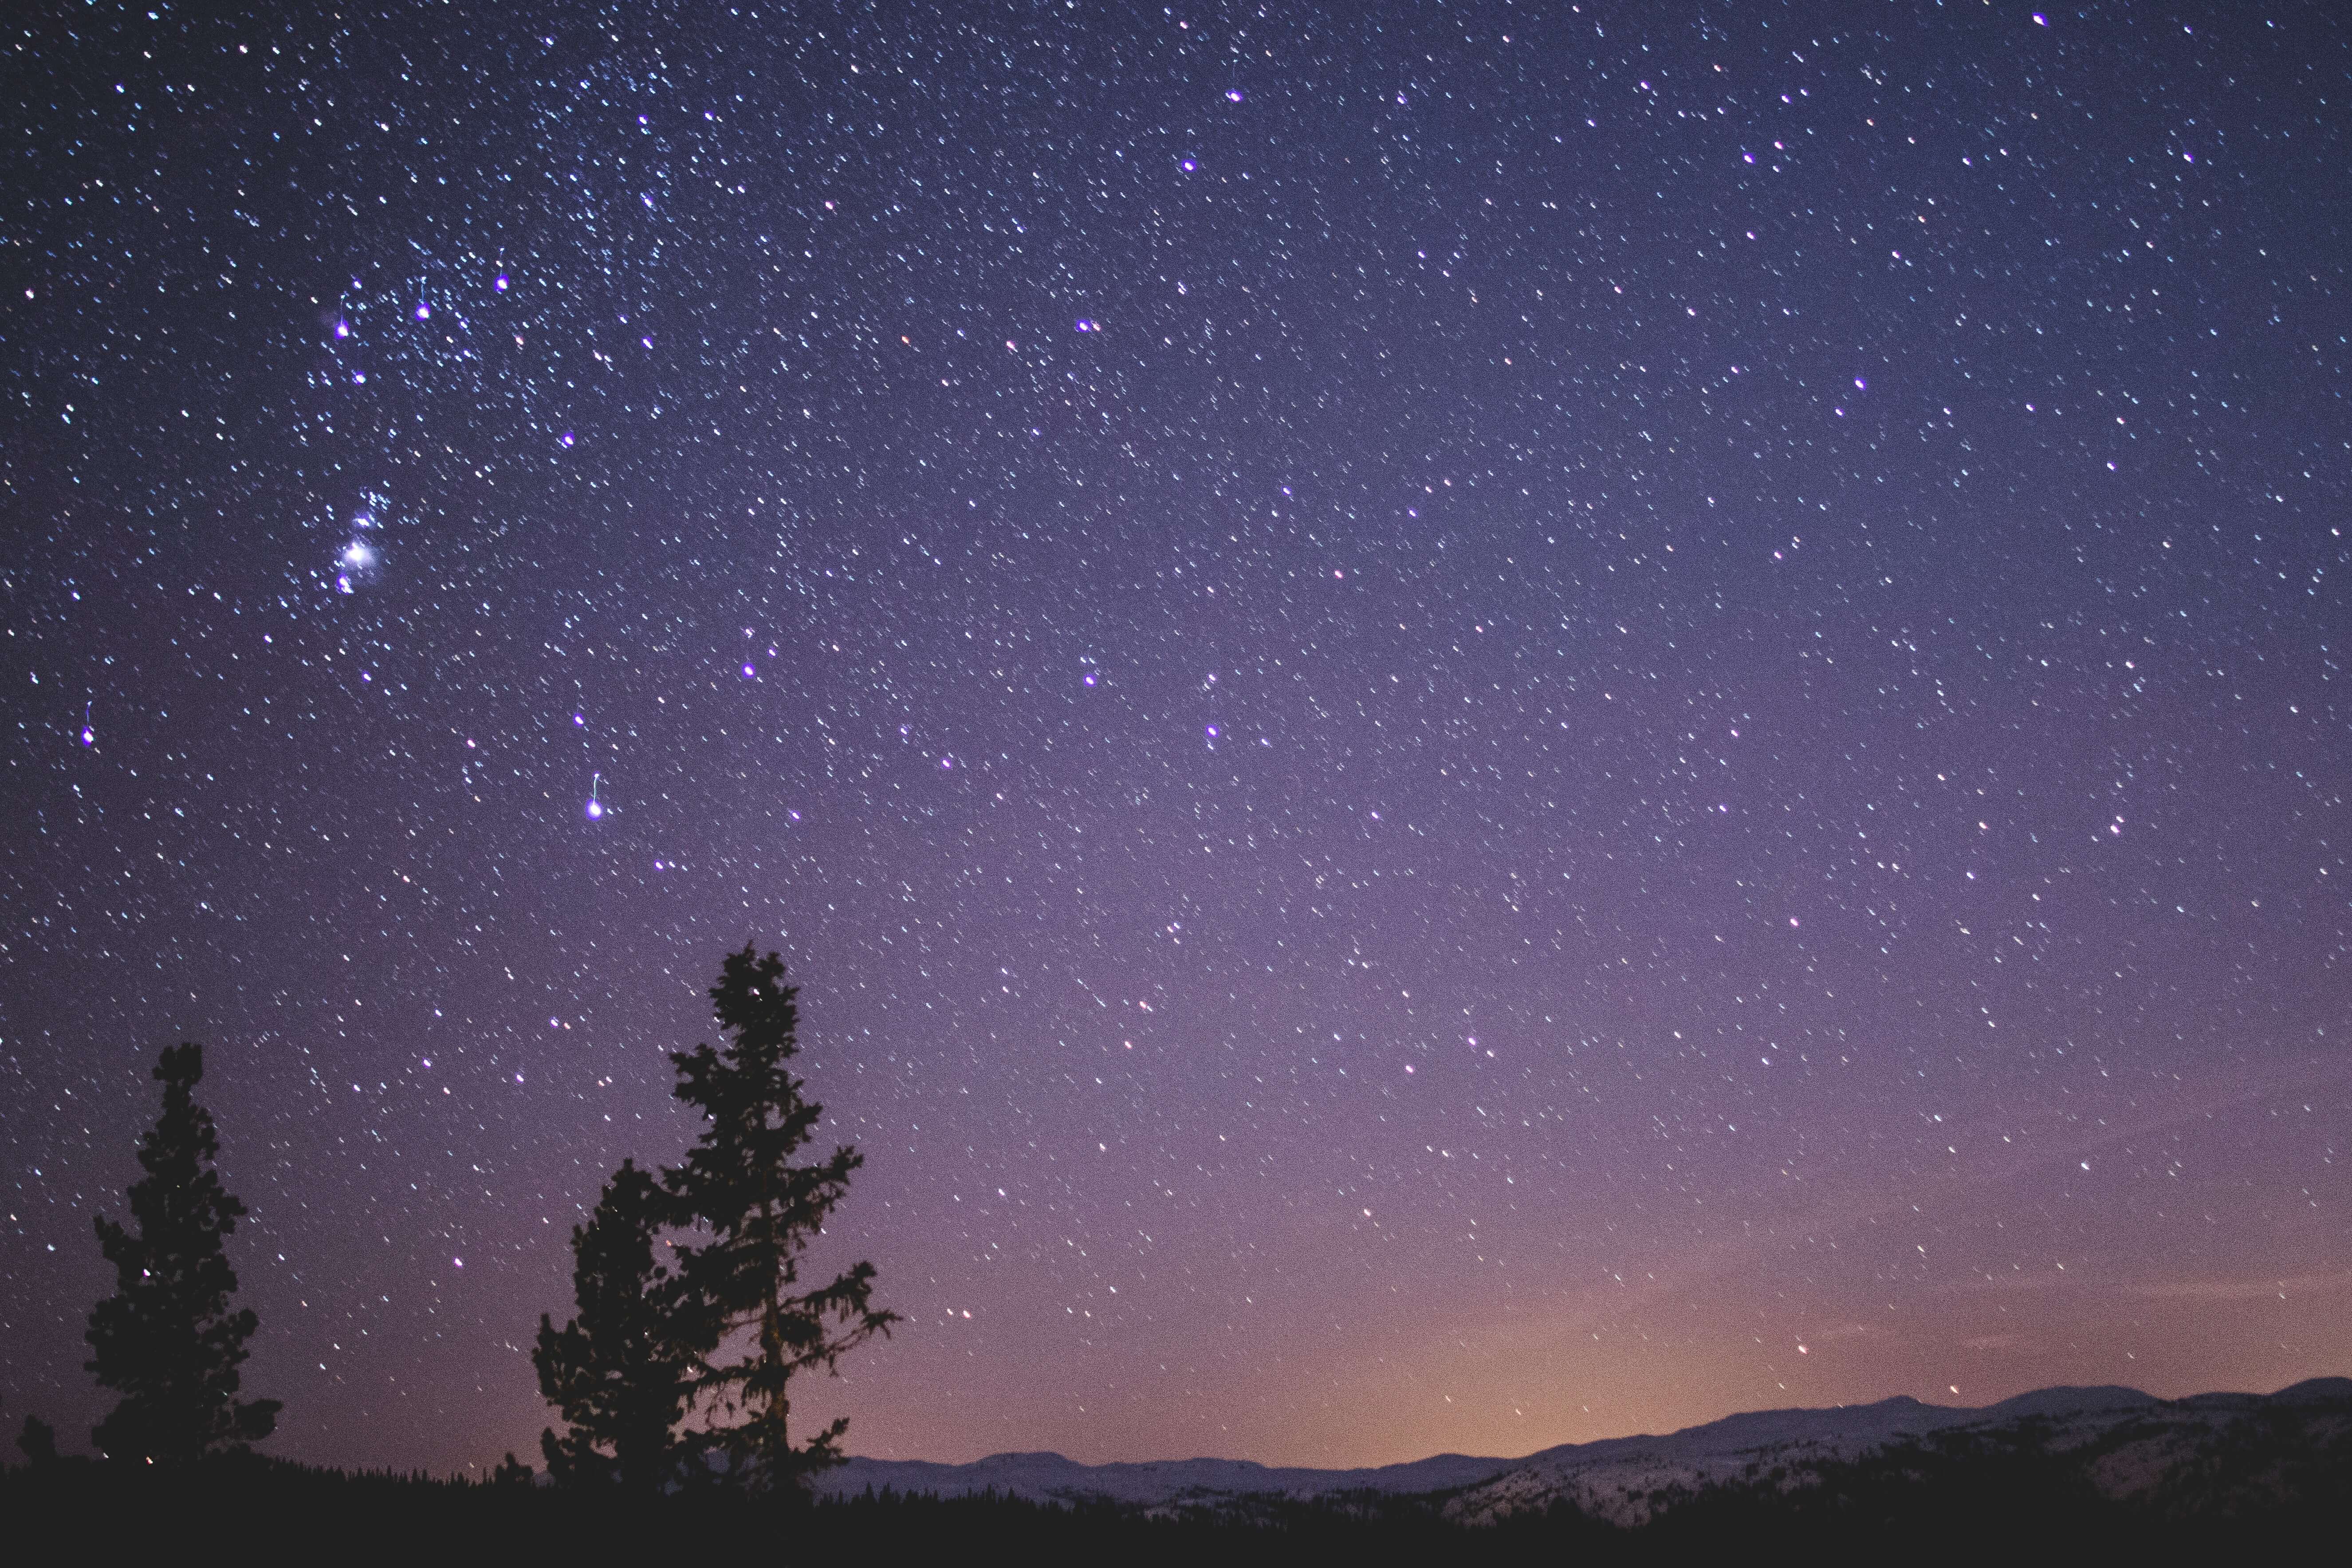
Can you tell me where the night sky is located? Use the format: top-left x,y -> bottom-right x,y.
4,0 -> 2348,1479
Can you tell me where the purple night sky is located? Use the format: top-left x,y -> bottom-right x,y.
4,0 -> 2347,1477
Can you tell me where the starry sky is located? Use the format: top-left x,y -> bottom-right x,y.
4,0 -> 2348,1478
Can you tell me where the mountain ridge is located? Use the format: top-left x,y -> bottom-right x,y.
812,1376 -> 2352,1522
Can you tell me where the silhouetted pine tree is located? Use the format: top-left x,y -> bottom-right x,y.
85,1043 -> 279,1462
666,944 -> 898,1493
17,1413 -> 59,1466
534,1159 -> 695,1490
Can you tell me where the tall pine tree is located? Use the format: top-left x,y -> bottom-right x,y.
86,1043 -> 279,1463
534,1159 -> 696,1491
667,944 -> 898,1492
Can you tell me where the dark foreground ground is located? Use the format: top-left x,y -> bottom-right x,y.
4,1432 -> 2347,1565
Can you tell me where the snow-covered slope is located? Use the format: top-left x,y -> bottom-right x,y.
1445,1377 -> 2352,1526
814,1447 -> 1510,1505
813,1377 -> 2351,1522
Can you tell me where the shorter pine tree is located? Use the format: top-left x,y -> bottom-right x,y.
534,1159 -> 696,1491
86,1043 -> 279,1463
17,1413 -> 59,1466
